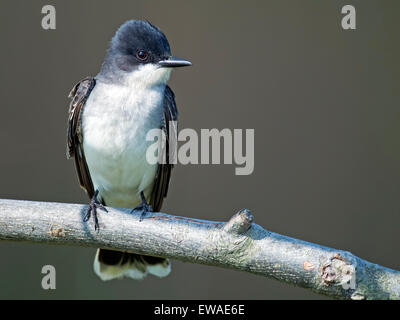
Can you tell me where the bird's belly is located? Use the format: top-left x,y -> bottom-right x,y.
88,151 -> 157,208
83,117 -> 162,208
84,127 -> 158,208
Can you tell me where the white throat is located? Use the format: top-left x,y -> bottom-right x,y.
122,63 -> 172,88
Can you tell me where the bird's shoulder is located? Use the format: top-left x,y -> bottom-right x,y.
163,85 -> 178,124
150,85 -> 179,212
67,76 -> 96,158
66,76 -> 96,198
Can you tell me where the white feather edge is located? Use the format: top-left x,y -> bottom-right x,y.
147,260 -> 171,278
93,249 -> 171,281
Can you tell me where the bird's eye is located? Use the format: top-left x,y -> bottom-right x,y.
136,50 -> 149,61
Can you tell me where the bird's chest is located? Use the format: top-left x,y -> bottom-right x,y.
81,82 -> 164,201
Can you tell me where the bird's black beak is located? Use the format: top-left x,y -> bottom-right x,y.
158,56 -> 192,68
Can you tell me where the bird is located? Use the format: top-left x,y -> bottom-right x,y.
66,19 -> 191,281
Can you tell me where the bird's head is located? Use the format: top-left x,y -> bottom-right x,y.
100,20 -> 191,86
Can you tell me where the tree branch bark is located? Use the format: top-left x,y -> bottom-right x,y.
0,198 -> 399,299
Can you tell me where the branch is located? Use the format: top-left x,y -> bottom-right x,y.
0,198 -> 399,300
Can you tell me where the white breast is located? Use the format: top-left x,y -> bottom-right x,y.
82,65 -> 171,208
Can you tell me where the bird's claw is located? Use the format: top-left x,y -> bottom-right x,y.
130,192 -> 153,221
130,203 -> 153,221
84,191 -> 108,231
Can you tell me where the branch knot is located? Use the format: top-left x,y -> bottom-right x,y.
321,253 -> 356,290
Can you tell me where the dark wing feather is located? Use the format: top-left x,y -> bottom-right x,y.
67,77 -> 96,198
150,85 -> 178,212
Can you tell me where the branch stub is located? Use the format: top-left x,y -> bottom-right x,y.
223,209 -> 254,235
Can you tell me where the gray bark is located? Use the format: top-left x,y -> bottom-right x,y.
0,198 -> 399,299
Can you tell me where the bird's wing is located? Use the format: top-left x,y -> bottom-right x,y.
67,77 -> 96,198
150,85 -> 178,212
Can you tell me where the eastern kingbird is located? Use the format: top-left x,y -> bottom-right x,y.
67,20 -> 191,281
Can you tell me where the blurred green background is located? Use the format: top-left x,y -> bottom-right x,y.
0,0 -> 399,299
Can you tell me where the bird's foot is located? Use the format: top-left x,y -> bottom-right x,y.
84,190 -> 108,231
132,203 -> 153,221
130,191 -> 153,221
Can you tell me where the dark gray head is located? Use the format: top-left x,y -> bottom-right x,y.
99,20 -> 191,81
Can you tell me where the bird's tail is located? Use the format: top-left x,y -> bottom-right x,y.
93,249 -> 171,281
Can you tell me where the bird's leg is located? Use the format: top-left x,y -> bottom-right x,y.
130,191 -> 153,221
84,190 -> 108,231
